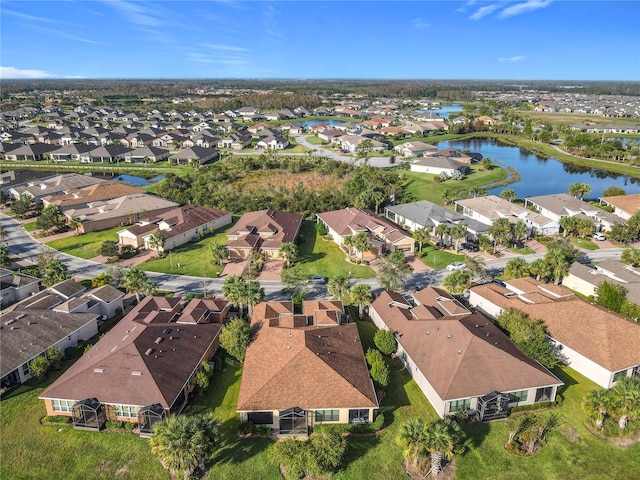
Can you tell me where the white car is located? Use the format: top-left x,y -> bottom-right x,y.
310,275 -> 326,284
592,232 -> 606,241
446,262 -> 466,271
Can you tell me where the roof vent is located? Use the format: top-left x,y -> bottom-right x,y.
145,348 -> 154,356
458,350 -> 462,354
163,328 -> 171,335
16,313 -> 26,320
131,371 -> 142,376
486,332 -> 490,337
426,331 -> 431,335
93,367 -> 104,373
286,346 -> 291,350
447,334 -> 452,338
155,337 -> 163,344
5,319 -> 16,326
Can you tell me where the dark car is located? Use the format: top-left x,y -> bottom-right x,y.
461,242 -> 479,252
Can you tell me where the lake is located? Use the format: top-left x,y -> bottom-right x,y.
416,104 -> 464,118
95,173 -> 166,186
298,119 -> 343,128
437,138 -> 640,198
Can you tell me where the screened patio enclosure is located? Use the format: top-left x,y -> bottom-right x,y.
476,391 -> 510,421
72,398 -> 106,431
138,404 -> 166,437
279,407 -> 308,435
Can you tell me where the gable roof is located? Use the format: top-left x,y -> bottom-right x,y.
237,301 -> 377,411
371,288 -> 562,400
317,207 -> 413,245
41,181 -> 142,209
228,210 -> 302,250
600,194 -> 640,217
40,297 -> 222,409
150,205 -> 230,240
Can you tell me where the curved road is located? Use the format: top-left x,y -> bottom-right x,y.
1,213 -> 624,299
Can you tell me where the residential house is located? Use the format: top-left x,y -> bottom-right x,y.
63,193 -> 179,233
317,207 -> 414,259
0,268 -> 40,308
41,182 -> 142,211
226,210 -> 303,259
256,135 -> 289,150
562,259 -> 640,307
237,300 -> 378,435
79,144 -> 132,163
39,296 -> 226,433
426,148 -> 474,164
123,146 -> 170,163
169,146 -> 219,166
49,143 -> 95,162
7,173 -> 105,202
409,156 -> 469,176
3,142 -> 59,161
469,278 -> 640,389
118,205 -> 231,251
525,193 -> 625,232
369,287 -> 563,419
339,135 -> 386,153
599,193 -> 640,220
393,141 -> 438,158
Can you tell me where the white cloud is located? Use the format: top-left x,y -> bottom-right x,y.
412,18 -> 430,29
499,0 -> 553,18
498,56 -> 525,63
205,44 -> 247,52
469,4 -> 500,20
108,0 -> 162,27
0,66 -> 56,79
263,4 -> 283,41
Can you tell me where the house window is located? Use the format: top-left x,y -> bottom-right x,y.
112,404 -> 137,418
535,387 -> 553,403
613,370 -> 628,383
448,399 -> 471,413
22,363 -> 30,376
349,409 -> 369,424
315,410 -> 340,422
509,390 -> 529,403
51,399 -> 74,413
632,365 -> 640,378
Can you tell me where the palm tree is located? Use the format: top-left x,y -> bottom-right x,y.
148,232 -> 165,257
449,224 -> 467,252
209,242 -> 229,266
440,188 -> 457,206
423,418 -> 465,475
279,242 -> 298,268
463,255 -> 486,281
396,418 -> 425,468
412,227 -> 430,255
343,235 -> 355,258
504,257 -> 530,279
244,278 -> 265,316
582,388 -> 612,429
328,274 -> 350,301
223,275 -> 247,315
529,258 -> 552,282
611,376 -> 640,430
352,232 -> 372,262
512,220 -> 528,246
124,267 -> 154,302
350,283 -> 373,317
568,182 -> 592,200
69,217 -> 82,235
500,189 -> 517,202
434,224 -> 451,248
545,249 -> 570,284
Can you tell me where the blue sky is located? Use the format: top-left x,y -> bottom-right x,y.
1,1 -> 638,80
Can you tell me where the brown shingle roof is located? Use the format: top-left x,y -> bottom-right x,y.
228,210 -> 302,251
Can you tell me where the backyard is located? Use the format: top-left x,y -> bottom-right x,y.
46,225 -> 124,259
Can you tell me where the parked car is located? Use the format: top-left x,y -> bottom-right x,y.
493,279 -> 507,287
460,242 -> 479,252
592,232 -> 606,241
446,262 -> 465,271
309,275 -> 326,284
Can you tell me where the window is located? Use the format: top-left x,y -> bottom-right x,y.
112,404 -> 137,418
51,399 -> 74,413
613,370 -> 628,383
22,363 -> 30,376
509,390 -> 529,403
448,399 -> 471,413
349,409 -> 370,424
535,387 -> 553,403
315,410 -> 340,422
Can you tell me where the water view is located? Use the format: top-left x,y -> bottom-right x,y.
416,104 -> 464,118
437,138 -> 640,198
298,119 -> 343,128
98,173 -> 166,187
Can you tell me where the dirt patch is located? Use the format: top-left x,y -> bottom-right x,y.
583,422 -> 640,449
562,426 -> 584,445
115,464 -> 129,477
404,457 -> 455,480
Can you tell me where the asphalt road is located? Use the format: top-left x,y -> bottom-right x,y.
1,213 -> 625,300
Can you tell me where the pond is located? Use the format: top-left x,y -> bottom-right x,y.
437,138 -> 640,199
96,173 -> 166,187
416,104 -> 464,118
297,119 -> 343,128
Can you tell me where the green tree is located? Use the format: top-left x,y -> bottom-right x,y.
582,388 -> 612,429
487,217 -> 512,252
280,266 -> 309,304
480,157 -> 492,170
328,274 -> 350,301
29,356 -> 49,381
12,194 -> 35,219
209,242 -> 229,266
148,233 -> 165,257
544,248 -> 570,285
245,249 -> 264,276
568,182 -> 592,200
42,259 -> 69,287
69,217 -> 82,235
0,245 -> 10,268
37,205 -> 64,234
374,329 -> 397,356
279,242 -> 298,268
504,257 -> 530,279
396,418 -> 426,469
464,255 -> 487,282
621,248 -> 640,267
99,240 -> 119,258
106,264 -> 127,287
500,189 -> 517,202
412,227 -> 431,255
423,418 -> 466,475
315,221 -> 328,236
529,258 -> 552,282
352,231 -> 372,262
350,283 -> 373,317
595,280 -> 627,313
376,251 -> 410,292
434,223 -> 451,247
124,267 -> 155,302
91,272 -> 112,287
449,223 -> 467,252
219,318 -> 251,362
343,235 -> 355,258
195,361 -> 214,393
512,220 -> 528,246
46,346 -> 63,369
609,376 -> 640,430
603,186 -> 626,197
356,138 -> 374,164
223,275 -> 248,313
366,348 -> 390,387
244,278 -> 265,316
442,270 -> 473,295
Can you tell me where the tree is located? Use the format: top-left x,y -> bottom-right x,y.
352,231 -> 372,262
442,270 -> 473,295
245,249 -> 264,276
583,388 -> 612,429
124,267 -> 155,302
376,251 -> 410,292
440,188 -> 457,206
42,259 -> 69,287
12,194 -> 35,219
356,138 -> 374,164
244,278 -> 265,316
46,346 -> 63,369
595,280 -> 627,313
280,266 -> 309,304
544,248 -> 570,284
106,264 -> 127,287
434,223 -> 451,247
91,272 -> 112,287
150,413 -> 220,480
350,283 -> 373,317
487,217 -> 512,253
271,430 -> 347,479
37,205 -> 64,234
374,329 -> 397,355
500,189 -> 517,202
99,240 -> 119,258
219,318 -> 251,362
328,274 -> 350,301
609,376 -> 640,430
412,227 -> 430,255
504,257 -> 530,279
449,223 -> 467,252
69,217 -> 82,235
603,186 -> 626,197
366,348 -> 390,387
0,245 -> 10,268
480,157 -> 492,170
223,275 -> 247,313
568,182 -> 592,200
147,233 -> 165,258
423,418 -> 466,475
279,242 -> 298,268
512,220 -> 528,246
396,418 -> 426,468
196,361 -> 214,393
529,258 -> 552,282
29,356 -> 49,381
343,235 -> 355,258
464,255 -> 487,282
621,248 -> 640,267
209,242 -> 228,266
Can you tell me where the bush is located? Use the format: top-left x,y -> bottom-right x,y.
124,422 -> 137,431
510,401 -> 557,413
373,330 -> 397,355
255,425 -> 272,437
106,420 -> 123,429
29,356 -> 49,381
44,415 -> 70,424
315,221 -> 328,236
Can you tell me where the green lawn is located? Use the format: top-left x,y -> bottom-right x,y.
305,135 -> 326,145
405,164 -> 507,205
140,218 -> 239,277
571,237 -> 600,250
295,221 -> 375,279
417,243 -> 465,269
46,225 -> 123,259
23,220 -> 38,232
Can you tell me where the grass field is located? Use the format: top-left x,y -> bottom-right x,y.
571,237 -> 600,250
295,221 -> 375,279
417,243 -> 465,269
520,111 -> 640,128
405,163 -> 507,204
46,225 -> 123,259
22,220 -> 38,232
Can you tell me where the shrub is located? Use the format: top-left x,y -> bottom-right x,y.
255,425 -> 272,437
315,221 -> 328,236
29,356 -> 49,381
373,330 -> 397,355
511,401 -> 557,413
106,420 -> 123,429
124,422 -> 137,431
44,415 -> 70,424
